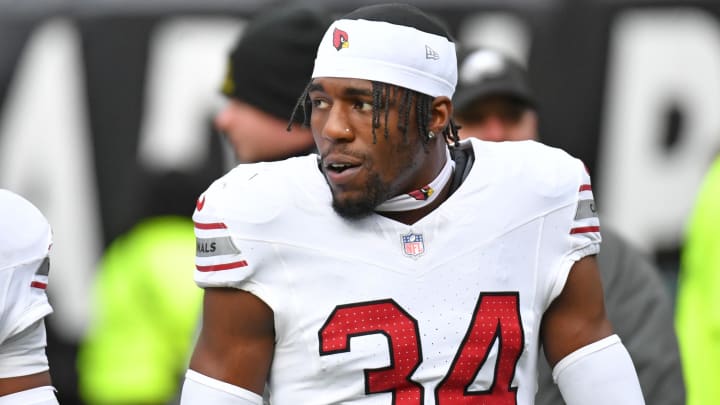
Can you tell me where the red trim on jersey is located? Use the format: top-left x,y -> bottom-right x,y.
30,281 -> 47,289
570,226 -> 600,234
196,260 -> 248,272
579,184 -> 593,192
194,221 -> 227,230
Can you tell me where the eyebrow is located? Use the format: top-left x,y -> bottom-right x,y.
343,87 -> 373,97
308,82 -> 324,93
307,82 -> 373,97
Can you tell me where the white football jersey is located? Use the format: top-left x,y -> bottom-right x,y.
193,138 -> 601,405
0,189 -> 53,378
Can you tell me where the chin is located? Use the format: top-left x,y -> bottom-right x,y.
331,194 -> 376,220
327,171 -> 389,220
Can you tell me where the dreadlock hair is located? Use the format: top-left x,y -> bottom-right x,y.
287,80 -> 461,148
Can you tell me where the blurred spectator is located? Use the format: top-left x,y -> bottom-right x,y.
454,47 -> 685,405
76,171 -> 208,405
675,155 -> 720,405
0,189 -> 59,404
76,4 -> 331,405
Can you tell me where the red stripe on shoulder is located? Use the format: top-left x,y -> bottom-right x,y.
30,281 -> 47,289
570,226 -> 600,234
579,184 -> 593,192
194,222 -> 227,230
196,260 -> 248,272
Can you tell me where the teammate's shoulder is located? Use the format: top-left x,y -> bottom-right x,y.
0,189 -> 52,271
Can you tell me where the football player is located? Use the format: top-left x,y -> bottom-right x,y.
181,4 -> 645,404
0,190 -> 58,405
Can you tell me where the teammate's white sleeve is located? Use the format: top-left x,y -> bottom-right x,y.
0,258 -> 53,379
180,370 -> 263,405
0,320 -> 50,378
553,335 -> 645,405
0,386 -> 58,405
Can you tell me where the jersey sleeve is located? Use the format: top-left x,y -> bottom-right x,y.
541,158 -> 602,306
191,166 -> 282,294
566,161 -> 601,256
192,185 -> 254,289
190,159 -> 316,315
0,257 -> 53,346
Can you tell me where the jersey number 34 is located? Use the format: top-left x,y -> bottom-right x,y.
319,292 -> 524,405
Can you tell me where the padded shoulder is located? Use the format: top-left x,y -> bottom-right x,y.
193,155 -> 321,227
467,138 -> 590,209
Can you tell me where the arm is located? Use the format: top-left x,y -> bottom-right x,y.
0,321 -> 58,405
0,372 -> 51,397
181,287 -> 274,403
541,255 -> 645,404
541,255 -> 612,365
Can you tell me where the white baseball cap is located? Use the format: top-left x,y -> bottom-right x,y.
0,189 -> 52,271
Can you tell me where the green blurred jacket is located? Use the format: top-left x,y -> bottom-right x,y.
77,216 -> 202,405
676,156 -> 720,405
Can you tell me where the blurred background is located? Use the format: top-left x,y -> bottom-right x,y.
0,0 -> 718,403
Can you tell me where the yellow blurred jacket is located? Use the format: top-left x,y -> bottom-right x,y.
676,156 -> 720,405
77,216 -> 202,404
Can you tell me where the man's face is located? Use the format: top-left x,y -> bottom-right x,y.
308,77 -> 433,219
454,96 -> 537,142
214,99 -> 314,163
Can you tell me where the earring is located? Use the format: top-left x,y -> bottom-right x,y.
427,131 -> 436,140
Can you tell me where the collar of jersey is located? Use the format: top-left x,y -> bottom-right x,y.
375,148 -> 455,213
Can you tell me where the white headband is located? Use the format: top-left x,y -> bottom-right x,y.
312,19 -> 457,98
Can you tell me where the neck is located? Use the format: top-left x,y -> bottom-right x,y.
376,144 -> 453,225
378,176 -> 453,225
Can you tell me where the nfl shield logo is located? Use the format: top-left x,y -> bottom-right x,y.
401,232 -> 425,257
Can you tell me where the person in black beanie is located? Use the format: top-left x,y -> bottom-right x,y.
215,3 -> 331,163
76,5 -> 332,405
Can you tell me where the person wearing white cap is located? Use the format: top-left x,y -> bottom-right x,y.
453,47 -> 538,142
75,5 -> 332,405
180,4 -> 644,405
0,189 -> 58,405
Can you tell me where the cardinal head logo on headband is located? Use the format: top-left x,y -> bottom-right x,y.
333,28 -> 349,51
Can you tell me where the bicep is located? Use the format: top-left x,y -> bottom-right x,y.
188,287 -> 275,395
541,255 -> 613,367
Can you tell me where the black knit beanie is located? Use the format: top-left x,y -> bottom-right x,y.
221,4 -> 331,122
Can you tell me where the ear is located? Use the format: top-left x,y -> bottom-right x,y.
430,96 -> 452,134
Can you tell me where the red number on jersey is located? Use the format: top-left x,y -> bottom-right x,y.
435,293 -> 523,404
319,299 -> 424,404
318,293 -> 524,405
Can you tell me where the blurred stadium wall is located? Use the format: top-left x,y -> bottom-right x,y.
1,0 -> 718,403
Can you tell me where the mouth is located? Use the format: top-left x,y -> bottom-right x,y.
322,155 -> 364,186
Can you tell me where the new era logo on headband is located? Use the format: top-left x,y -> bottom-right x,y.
425,45 -> 439,60
333,28 -> 349,51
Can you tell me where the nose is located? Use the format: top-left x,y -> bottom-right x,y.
214,103 -> 233,133
320,104 -> 354,142
477,116 -> 508,142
